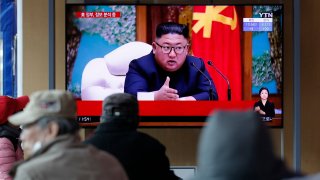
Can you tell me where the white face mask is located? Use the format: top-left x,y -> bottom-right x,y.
21,141 -> 25,150
31,141 -> 43,153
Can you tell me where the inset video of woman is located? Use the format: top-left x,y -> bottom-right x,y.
253,87 -> 275,121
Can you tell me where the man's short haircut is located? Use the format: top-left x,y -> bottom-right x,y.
101,93 -> 139,129
156,22 -> 189,39
36,116 -> 80,136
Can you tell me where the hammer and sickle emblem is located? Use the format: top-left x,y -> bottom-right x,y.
192,6 -> 238,38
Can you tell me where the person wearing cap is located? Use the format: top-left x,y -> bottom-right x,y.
0,96 -> 29,180
191,111 -> 300,180
85,93 -> 181,180
8,90 -> 128,180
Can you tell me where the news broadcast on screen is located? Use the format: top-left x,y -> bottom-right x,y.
66,4 -> 283,127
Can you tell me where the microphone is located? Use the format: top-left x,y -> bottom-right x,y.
191,62 -> 214,101
207,61 -> 231,101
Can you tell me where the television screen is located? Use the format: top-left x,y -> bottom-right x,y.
66,4 -> 283,127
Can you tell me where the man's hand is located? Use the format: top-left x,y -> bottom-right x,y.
154,77 -> 179,100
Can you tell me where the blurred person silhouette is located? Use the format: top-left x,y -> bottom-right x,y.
0,96 -> 29,180
284,173 -> 320,180
191,110 -> 300,180
8,90 -> 128,180
254,87 -> 275,121
85,93 -> 180,180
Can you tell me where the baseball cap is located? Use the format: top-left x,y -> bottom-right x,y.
8,90 -> 76,126
0,95 -> 29,125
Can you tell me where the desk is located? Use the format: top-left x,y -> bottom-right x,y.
77,101 -> 282,127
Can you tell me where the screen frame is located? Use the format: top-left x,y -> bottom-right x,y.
65,3 -> 284,128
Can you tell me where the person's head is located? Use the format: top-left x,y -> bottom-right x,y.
0,95 -> 29,126
152,22 -> 190,72
8,90 -> 79,157
259,87 -> 269,100
101,93 -> 139,129
193,110 -> 295,180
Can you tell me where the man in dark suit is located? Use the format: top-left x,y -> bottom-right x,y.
124,22 -> 218,100
84,93 -> 180,180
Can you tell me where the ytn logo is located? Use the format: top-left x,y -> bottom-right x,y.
259,12 -> 273,18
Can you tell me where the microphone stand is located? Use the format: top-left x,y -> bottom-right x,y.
207,61 -> 231,101
191,62 -> 214,101
209,87 -> 214,101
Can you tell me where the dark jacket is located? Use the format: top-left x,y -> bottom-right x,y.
254,100 -> 275,117
192,111 -> 298,180
124,52 -> 218,100
85,122 -> 180,180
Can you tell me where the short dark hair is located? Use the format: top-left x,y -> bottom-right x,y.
101,93 -> 139,129
36,116 -> 80,136
156,22 -> 189,39
259,87 -> 270,95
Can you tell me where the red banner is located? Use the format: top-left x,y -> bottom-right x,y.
77,101 -> 255,116
192,6 -> 242,101
75,12 -> 121,18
